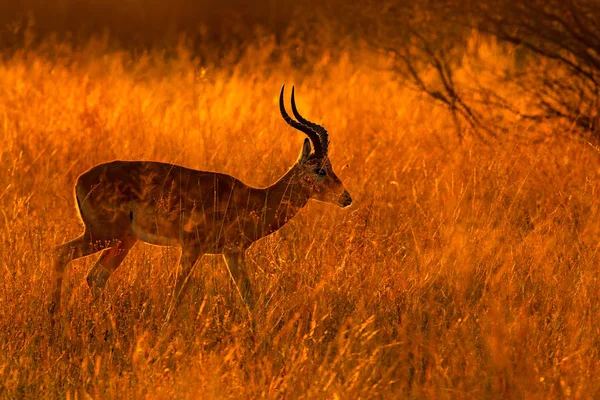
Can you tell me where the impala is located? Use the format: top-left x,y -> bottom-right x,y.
49,85 -> 352,316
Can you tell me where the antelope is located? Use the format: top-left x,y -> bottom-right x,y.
49,85 -> 352,317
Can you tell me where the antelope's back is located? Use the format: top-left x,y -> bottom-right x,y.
73,160 -> 249,245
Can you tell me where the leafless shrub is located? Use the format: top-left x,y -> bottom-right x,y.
348,0 -> 600,138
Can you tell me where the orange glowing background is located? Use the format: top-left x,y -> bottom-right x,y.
1,1 -> 599,398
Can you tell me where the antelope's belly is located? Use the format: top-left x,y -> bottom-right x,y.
128,201 -> 253,250
131,227 -> 179,246
129,202 -> 185,246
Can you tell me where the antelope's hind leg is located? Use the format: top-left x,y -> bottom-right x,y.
86,235 -> 138,301
50,234 -> 113,315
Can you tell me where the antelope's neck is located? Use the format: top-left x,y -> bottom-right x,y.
255,168 -> 311,238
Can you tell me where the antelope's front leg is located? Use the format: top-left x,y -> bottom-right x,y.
165,244 -> 202,322
223,249 -> 254,310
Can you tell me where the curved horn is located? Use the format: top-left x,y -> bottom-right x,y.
291,86 -> 329,156
279,85 -> 324,157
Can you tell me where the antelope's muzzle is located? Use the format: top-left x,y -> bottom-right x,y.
339,190 -> 353,208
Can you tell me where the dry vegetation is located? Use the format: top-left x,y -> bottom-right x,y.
1,34 -> 600,398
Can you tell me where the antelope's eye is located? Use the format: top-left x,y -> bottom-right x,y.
315,168 -> 327,176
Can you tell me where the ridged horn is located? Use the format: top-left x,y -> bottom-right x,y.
279,85 -> 324,158
291,86 -> 329,156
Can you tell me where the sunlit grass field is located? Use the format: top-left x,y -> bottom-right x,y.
1,37 -> 600,398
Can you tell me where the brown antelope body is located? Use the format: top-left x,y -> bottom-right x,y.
50,86 -> 352,316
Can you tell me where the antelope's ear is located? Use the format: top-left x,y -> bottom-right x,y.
298,138 -> 312,163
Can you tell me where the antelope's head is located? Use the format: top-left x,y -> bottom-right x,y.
280,85 -> 352,208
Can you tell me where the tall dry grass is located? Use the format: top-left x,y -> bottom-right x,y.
1,36 -> 600,398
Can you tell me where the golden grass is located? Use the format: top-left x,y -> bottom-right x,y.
1,38 -> 600,398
